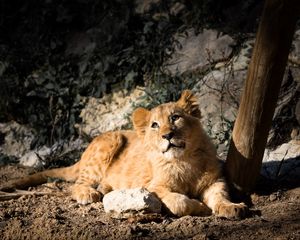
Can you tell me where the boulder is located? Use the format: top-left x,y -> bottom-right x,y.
102,188 -> 162,218
165,29 -> 235,75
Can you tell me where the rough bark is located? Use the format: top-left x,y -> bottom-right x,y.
225,0 -> 300,192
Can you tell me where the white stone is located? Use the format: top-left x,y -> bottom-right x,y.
19,146 -> 51,168
262,140 -> 300,180
102,188 -> 162,218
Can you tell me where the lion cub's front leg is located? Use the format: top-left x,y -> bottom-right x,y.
203,181 -> 248,219
150,188 -> 211,217
162,192 -> 211,216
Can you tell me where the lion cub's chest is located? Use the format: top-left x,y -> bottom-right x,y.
155,160 -> 200,195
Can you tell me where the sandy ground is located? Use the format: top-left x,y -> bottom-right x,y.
0,165 -> 299,240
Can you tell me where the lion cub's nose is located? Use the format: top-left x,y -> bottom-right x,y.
162,132 -> 174,140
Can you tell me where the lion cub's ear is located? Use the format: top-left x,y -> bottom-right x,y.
176,90 -> 201,118
132,107 -> 151,136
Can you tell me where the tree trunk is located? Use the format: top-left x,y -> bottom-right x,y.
225,0 -> 299,193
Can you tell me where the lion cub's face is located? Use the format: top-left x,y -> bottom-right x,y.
132,90 -> 201,159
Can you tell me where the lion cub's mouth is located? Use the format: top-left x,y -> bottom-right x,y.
163,141 -> 185,153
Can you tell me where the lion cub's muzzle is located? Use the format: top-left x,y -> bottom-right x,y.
161,131 -> 185,154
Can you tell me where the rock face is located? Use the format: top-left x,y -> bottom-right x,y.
190,40 -> 254,156
18,138 -> 86,168
165,29 -> 235,75
75,88 -> 148,138
0,121 -> 36,158
193,69 -> 247,157
102,188 -> 162,218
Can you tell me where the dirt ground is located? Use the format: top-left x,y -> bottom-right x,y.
0,165 -> 299,240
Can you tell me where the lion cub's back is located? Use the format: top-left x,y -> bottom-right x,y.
78,130 -> 152,190
102,131 -> 153,190
79,130 -> 137,168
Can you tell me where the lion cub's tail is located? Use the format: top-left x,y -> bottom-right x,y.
1,162 -> 80,192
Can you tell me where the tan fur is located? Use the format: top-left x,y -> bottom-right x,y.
2,90 -> 247,218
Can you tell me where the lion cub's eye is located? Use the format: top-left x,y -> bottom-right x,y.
171,114 -> 180,122
151,122 -> 159,128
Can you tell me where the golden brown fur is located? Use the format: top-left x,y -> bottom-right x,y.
2,90 -> 247,218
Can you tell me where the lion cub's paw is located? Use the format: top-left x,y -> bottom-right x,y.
71,185 -> 102,205
215,202 -> 248,219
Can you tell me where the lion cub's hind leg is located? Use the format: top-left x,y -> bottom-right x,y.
71,132 -> 124,205
71,173 -> 103,205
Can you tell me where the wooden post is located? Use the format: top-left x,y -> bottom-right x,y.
225,0 -> 300,193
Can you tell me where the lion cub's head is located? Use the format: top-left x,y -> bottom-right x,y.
132,90 -> 203,159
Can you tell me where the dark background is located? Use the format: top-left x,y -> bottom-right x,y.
0,0 -> 265,147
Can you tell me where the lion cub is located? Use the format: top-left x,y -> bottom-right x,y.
2,90 -> 247,218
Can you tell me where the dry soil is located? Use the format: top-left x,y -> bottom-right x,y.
0,165 -> 299,240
